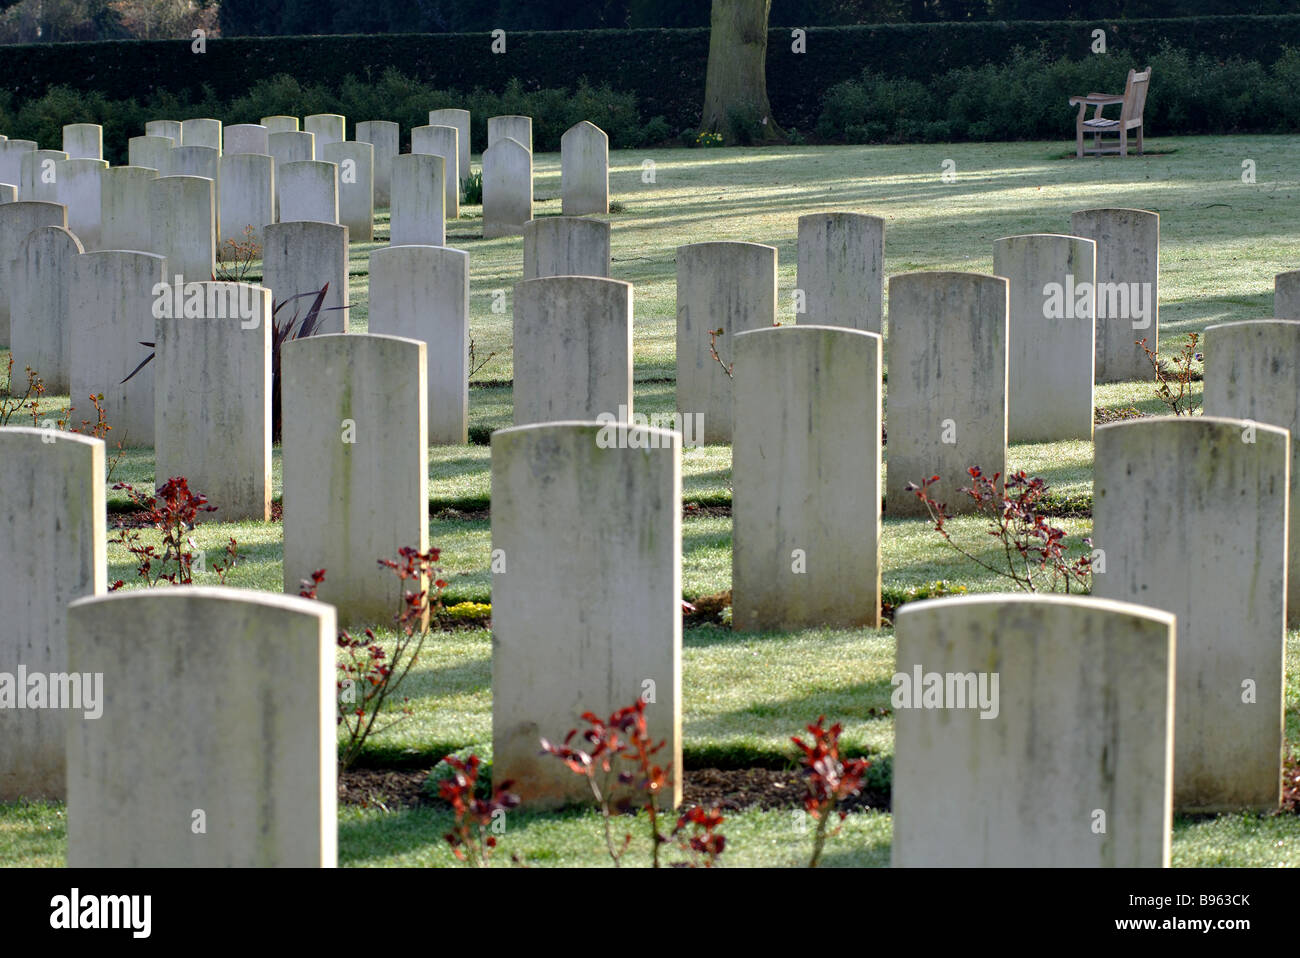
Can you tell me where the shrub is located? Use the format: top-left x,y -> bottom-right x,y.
461,169 -> 483,205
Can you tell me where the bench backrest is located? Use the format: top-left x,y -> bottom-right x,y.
1121,67 -> 1152,124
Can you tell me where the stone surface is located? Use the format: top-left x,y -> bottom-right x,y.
281,334 -> 428,625
127,135 -> 172,173
523,216 -> 610,279
148,174 -> 214,284
20,150 -> 65,202
69,250 -> 165,447
168,147 -> 220,179
885,272 -> 1009,517
560,121 -> 608,216
1071,208 -> 1160,382
9,226 -> 83,392
1203,319 -> 1300,628
223,123 -> 269,156
675,241 -> 777,444
321,141 -> 373,241
260,221 -> 349,334
428,109 -> 471,187
1275,271 -> 1300,319
268,131 -> 315,220
512,276 -> 632,425
0,200 -> 66,348
0,184 -> 12,204
100,165 -> 158,251
892,594 -> 1175,867
61,123 -> 103,160
1093,416 -> 1288,812
155,282 -> 272,521
304,113 -> 345,149
482,139 -> 531,239
217,152 -> 274,247
390,153 -> 445,246
368,245 -> 469,444
732,325 -> 882,630
0,140 -> 36,188
260,115 -> 299,135
411,124 -> 459,218
277,160 -> 338,225
144,119 -> 182,143
491,422 -> 681,809
488,115 -> 532,153
180,117 -> 222,152
796,212 -> 884,332
66,587 -> 336,867
355,120 -> 399,207
0,429 -> 106,801
993,233 -> 1095,442
54,158 -> 108,251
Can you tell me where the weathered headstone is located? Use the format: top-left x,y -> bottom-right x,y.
428,109 -> 471,188
796,212 -> 884,332
278,160 -> 338,225
1275,271 -> 1300,319
304,114 -> 345,149
0,140 -> 37,187
355,120 -> 399,207
892,594 -> 1175,867
732,324 -> 882,630
523,216 -> 611,279
148,174 -> 214,284
268,130 -> 315,221
0,429 -> 106,801
145,119 -> 182,143
560,121 -> 609,216
1093,416 -> 1288,812
993,233 -> 1095,442
127,135 -> 172,173
321,141 -> 373,241
100,166 -> 158,251
488,115 -> 533,153
155,282 -> 272,521
66,588 -> 336,867
513,276 -> 632,426
368,245 -> 469,444
180,117 -> 222,152
1071,208 -> 1160,382
0,184 -> 13,204
389,153 -> 445,246
675,241 -> 777,444
885,272 -> 1009,517
20,149 -> 65,202
281,334 -> 428,625
0,200 -> 67,348
261,220 -> 349,334
491,422 -> 681,809
260,115 -> 299,135
61,123 -> 103,160
217,152 -> 274,247
482,139 -> 530,238
9,226 -> 84,392
54,157 -> 108,251
223,123 -> 269,156
411,124 -> 459,218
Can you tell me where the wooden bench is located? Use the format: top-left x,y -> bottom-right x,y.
1069,67 -> 1151,157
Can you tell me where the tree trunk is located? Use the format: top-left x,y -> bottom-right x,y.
701,0 -> 784,144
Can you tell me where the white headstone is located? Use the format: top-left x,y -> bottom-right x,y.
180,117 -> 222,152
303,113 -> 345,149
166,145 -> 220,181
217,152 -> 274,247
796,212 -> 884,332
0,200 -> 67,348
223,123 -> 269,156
261,220 -> 349,334
321,141 -> 373,241
54,157 -> 108,251
523,216 -> 611,279
428,109 -> 471,188
488,115 -> 532,153
20,149 -> 65,202
61,123 -> 103,160
411,124 -> 459,218
1071,208 -> 1160,382
0,140 -> 37,187
355,120 -> 399,207
148,174 -> 214,284
100,165 -> 158,251
260,115 -> 299,135
481,138 -> 530,239
9,226 -> 84,392
127,135 -> 172,173
560,121 -> 609,216
278,160 -> 338,225
1274,271 -> 1300,319
268,130 -> 315,221
0,184 -> 13,204
145,119 -> 182,143
390,153 -> 445,246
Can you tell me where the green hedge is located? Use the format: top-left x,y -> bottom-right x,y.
2,17 -> 1300,136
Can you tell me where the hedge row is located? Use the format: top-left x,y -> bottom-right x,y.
2,17 -> 1300,134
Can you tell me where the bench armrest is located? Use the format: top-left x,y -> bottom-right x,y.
1069,94 -> 1124,106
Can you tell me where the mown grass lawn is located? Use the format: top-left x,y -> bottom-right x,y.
2,134 -> 1298,867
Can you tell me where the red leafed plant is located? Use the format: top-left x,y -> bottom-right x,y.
0,355 -> 45,426
794,716 -> 870,868
907,467 -> 1092,593
438,752 -> 520,867
671,806 -> 727,868
108,477 -> 239,589
540,697 -> 677,867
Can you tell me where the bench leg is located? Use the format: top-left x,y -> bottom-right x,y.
1076,124 -> 1084,158
1120,128 -> 1128,157
1137,124 -> 1144,155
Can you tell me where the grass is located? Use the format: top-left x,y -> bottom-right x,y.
2,133 -> 1298,867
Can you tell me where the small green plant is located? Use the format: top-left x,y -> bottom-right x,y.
881,580 -> 967,621
694,130 -> 724,148
608,200 -> 626,214
1137,332 -> 1202,416
461,169 -> 483,205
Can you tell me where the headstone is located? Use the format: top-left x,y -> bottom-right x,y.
261,221 -> 349,334
560,121 -> 609,216
223,123 -> 269,156
66,588 -> 336,867
1071,208 -> 1159,382
69,250 -> 166,447
180,117 -> 222,152
481,139 -> 531,239
885,272 -> 1009,517
127,135 -> 172,173
732,325 -> 882,630
428,109 -> 471,188
303,113 -> 345,149
54,158 -> 108,251
993,233 -> 1095,442
523,216 -> 610,279
149,175 -> 214,284
100,165 -> 158,251
278,160 -> 338,225
1275,271 -> 1300,319
0,140 -> 37,187
355,120 -> 399,207
411,124 -> 459,218
217,152 -> 274,247
796,212 -> 884,332
513,276 -> 632,426
0,429 -> 106,801
0,185 -> 13,204
491,421 -> 682,809
892,594 -> 1175,867
321,141 -> 373,241
0,200 -> 67,348
488,115 -> 532,153
1093,416 -> 1288,812
166,144 -> 220,181
281,334 -> 428,625
261,115 -> 299,135
61,123 -> 103,160
9,226 -> 84,392
675,241 -> 777,444
155,282 -> 272,521
145,119 -> 182,143
368,245 -> 469,444
1203,319 -> 1300,628
268,130 -> 315,221
20,149 -> 65,202
389,153 -> 445,246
